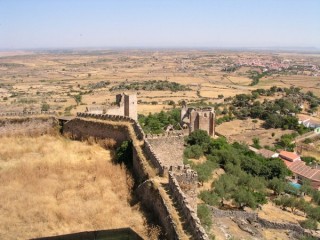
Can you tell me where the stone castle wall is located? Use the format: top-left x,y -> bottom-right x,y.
85,94 -> 138,121
146,136 -> 185,168
169,172 -> 209,240
66,114 -> 149,182
0,116 -> 58,137
64,117 -> 130,146
68,113 -> 209,239
181,106 -> 215,136
169,165 -> 198,211
210,206 -> 317,237
76,112 -> 144,140
136,180 -> 180,240
105,106 -> 124,117
6,113 -> 209,240
4,113 -> 319,240
0,111 -> 56,117
142,139 -> 166,176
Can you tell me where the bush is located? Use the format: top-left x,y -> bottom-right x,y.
115,141 -> 133,166
299,236 -> 318,240
138,109 -> 181,134
268,178 -> 286,195
303,138 -> 312,144
184,145 -> 203,159
199,191 -> 220,206
300,219 -> 318,230
194,160 -> 218,184
311,190 -> 320,205
301,156 -> 317,165
306,206 -> 320,221
110,80 -> 190,92
252,137 -> 261,149
197,204 -> 212,230
73,94 -> 82,105
41,103 -> 50,111
185,129 -> 212,153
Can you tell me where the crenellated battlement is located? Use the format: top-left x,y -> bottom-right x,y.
5,112 -> 209,239
169,165 -> 198,210
76,112 -> 145,140
72,112 -> 209,239
0,111 -> 57,117
168,172 -> 209,240
145,131 -> 186,139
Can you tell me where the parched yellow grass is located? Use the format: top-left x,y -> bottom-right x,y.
77,117 -> 157,178
301,150 -> 320,161
215,119 -> 294,147
200,87 -> 251,98
257,202 -> 306,224
261,229 -> 291,240
227,76 -> 252,85
0,135 -> 150,240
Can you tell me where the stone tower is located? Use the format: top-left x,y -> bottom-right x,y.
124,94 -> 137,120
114,93 -> 137,120
181,104 -> 215,136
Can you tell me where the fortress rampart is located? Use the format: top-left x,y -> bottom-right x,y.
168,172 -> 209,240
65,113 -> 209,239
62,113 -> 318,240
0,116 -> 58,137
169,165 -> 198,211
0,112 -> 209,240
0,111 -> 56,117
146,136 -> 185,168
136,180 -> 181,240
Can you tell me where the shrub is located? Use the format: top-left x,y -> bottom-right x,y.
185,130 -> 212,152
138,109 -> 181,134
110,80 -> 190,92
199,191 -> 220,206
194,160 -> 218,184
41,103 -> 50,111
303,138 -> 312,144
252,137 -> 261,149
197,204 -> 212,230
73,94 -> 82,105
301,156 -> 317,165
300,219 -> 318,230
115,141 -> 133,166
184,145 -> 203,159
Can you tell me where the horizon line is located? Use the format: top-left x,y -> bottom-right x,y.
1,46 -> 320,53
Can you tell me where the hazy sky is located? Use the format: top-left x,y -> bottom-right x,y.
1,0 -> 320,49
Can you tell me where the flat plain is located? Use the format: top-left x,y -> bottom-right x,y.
1,50 -> 320,240
1,50 -> 319,116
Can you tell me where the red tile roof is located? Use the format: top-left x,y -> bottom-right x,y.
258,149 -> 276,158
279,151 -> 300,162
285,160 -> 320,182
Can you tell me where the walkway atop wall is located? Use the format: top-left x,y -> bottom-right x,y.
57,116 -> 75,122
67,113 -> 209,240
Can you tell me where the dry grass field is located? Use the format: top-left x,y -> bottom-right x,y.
0,135 -> 151,240
1,50 -> 320,239
1,50 -> 319,116
215,118 -> 294,147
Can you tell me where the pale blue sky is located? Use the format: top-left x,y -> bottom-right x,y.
0,0 -> 319,49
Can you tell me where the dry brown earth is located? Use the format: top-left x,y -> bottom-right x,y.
0,135 -> 150,240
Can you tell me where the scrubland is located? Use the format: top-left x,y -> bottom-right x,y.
1,50 -> 319,116
0,135 -> 151,239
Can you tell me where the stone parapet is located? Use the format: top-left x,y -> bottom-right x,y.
0,111 -> 56,116
169,172 -> 209,240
